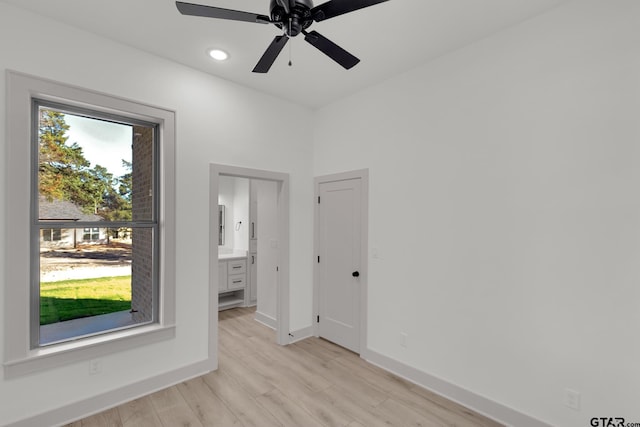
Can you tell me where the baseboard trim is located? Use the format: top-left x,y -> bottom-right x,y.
364,349 -> 552,427
288,325 -> 313,343
6,359 -> 212,427
254,311 -> 277,330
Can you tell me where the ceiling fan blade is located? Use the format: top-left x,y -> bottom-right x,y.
311,0 -> 389,22
252,35 -> 289,73
303,30 -> 360,70
176,1 -> 271,24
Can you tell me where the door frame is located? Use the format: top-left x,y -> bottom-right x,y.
209,164 -> 290,368
313,169 -> 369,357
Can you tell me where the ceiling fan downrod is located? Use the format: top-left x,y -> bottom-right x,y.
271,0 -> 313,37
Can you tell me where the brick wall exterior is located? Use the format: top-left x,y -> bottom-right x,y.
131,126 -> 154,323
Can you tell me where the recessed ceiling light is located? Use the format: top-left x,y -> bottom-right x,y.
207,49 -> 229,61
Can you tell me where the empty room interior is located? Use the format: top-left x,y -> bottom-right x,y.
1,0 -> 639,426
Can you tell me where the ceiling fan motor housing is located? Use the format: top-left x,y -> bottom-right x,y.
270,0 -> 314,37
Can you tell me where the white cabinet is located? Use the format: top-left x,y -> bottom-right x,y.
248,180 -> 258,306
218,257 -> 247,310
218,262 -> 227,293
250,180 -> 258,240
249,254 -> 257,304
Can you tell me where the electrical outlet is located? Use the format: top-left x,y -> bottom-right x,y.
400,332 -> 408,348
89,359 -> 102,375
564,388 -> 580,411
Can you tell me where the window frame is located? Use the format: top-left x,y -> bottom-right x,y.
32,100 -> 161,348
4,71 -> 176,378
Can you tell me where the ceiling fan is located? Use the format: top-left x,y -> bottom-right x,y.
175,0 -> 389,73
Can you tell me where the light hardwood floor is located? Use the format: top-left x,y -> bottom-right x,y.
65,307 -> 503,427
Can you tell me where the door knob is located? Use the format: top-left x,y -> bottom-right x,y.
352,271 -> 360,277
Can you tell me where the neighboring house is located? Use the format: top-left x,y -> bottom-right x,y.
38,196 -> 107,249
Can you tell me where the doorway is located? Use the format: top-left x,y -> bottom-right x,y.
209,164 -> 290,368
314,169 -> 368,355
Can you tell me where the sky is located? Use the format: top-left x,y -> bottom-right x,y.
64,113 -> 132,178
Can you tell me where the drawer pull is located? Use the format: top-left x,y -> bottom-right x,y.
233,280 -> 242,284
232,266 -> 241,269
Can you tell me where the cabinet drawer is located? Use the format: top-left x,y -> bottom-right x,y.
227,260 -> 246,275
228,274 -> 246,290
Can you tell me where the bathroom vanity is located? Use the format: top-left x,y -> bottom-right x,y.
218,253 -> 247,310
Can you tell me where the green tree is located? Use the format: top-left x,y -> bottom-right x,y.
38,109 -> 132,222
105,160 -> 133,238
100,162 -> 133,222
118,160 -> 132,202
38,109 -> 90,201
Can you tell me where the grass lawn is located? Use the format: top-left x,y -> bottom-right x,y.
40,276 -> 131,325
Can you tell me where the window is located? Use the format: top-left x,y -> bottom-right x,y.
42,228 -> 62,242
82,228 -> 100,241
34,102 -> 160,346
5,72 -> 176,376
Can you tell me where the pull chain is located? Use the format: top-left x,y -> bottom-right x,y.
288,18 -> 293,67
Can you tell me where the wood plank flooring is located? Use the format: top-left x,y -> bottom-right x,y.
65,307 -> 503,427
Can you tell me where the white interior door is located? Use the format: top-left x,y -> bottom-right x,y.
318,178 -> 362,353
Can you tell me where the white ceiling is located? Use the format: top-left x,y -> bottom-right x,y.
3,0 -> 572,108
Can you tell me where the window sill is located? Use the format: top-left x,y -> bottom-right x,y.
3,323 -> 175,379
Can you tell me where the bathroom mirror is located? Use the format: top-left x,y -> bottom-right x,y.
218,205 -> 225,245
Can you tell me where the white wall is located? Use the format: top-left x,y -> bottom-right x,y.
0,3 -> 314,425
313,1 -> 640,426
255,180 -> 280,326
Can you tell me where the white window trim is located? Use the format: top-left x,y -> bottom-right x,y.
4,71 -> 176,378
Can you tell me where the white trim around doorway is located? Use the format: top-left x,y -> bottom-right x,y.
209,164 -> 291,370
